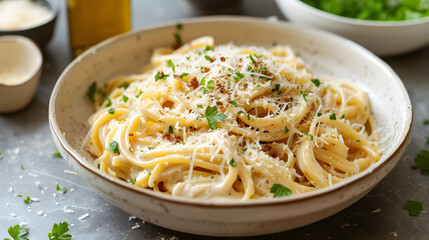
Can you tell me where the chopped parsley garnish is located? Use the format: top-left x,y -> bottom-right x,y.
129,178 -> 136,185
241,148 -> 246,154
205,45 -> 213,51
108,108 -> 115,114
21,164 -> 24,170
106,140 -> 119,153
201,106 -> 227,130
302,93 -> 308,101
340,114 -> 345,119
204,55 -> 212,61
169,125 -> 173,134
229,159 -> 237,168
48,222 -> 72,240
272,84 -> 281,93
237,110 -> 245,115
136,90 -> 143,98
200,77 -> 206,86
105,97 -> 112,107
317,112 -> 322,117
247,113 -> 251,120
414,150 -> 429,175
207,80 -> 215,89
118,82 -> 130,89
197,104 -> 203,108
424,120 -> 429,125
285,126 -> 289,134
330,113 -> 337,120
52,151 -> 62,158
146,168 -> 152,175
23,196 -> 31,203
86,82 -> 96,103
270,184 -> 292,198
234,72 -> 245,80
356,140 -> 361,142
304,133 -> 314,141
56,184 -> 67,194
18,194 -> 22,197
122,95 -> 128,102
129,146 -> 133,153
147,146 -> 155,150
260,66 -> 268,71
167,60 -> 175,73
249,54 -> 258,65
426,137 -> 429,145
174,33 -> 182,46
6,224 -> 28,240
97,163 -> 100,169
155,71 -> 169,82
179,72 -> 189,78
228,100 -> 238,107
311,78 -> 321,87
405,200 -> 423,216
176,23 -> 183,30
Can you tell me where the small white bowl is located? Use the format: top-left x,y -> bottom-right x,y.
0,35 -> 42,113
275,0 -> 429,56
49,16 -> 412,236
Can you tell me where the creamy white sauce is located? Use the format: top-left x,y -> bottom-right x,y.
0,0 -> 53,30
0,70 -> 31,85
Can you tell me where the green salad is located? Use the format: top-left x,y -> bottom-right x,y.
301,0 -> 429,21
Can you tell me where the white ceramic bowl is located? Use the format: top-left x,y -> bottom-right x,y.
49,16 -> 412,236
0,35 -> 43,113
275,0 -> 429,56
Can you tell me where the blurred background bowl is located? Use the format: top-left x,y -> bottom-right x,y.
0,0 -> 58,49
275,0 -> 429,57
0,35 -> 43,113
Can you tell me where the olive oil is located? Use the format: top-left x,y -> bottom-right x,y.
67,0 -> 131,57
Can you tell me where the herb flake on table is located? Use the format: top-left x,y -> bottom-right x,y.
48,222 -> 72,240
23,196 -> 31,203
405,200 -> 423,216
270,184 -> 292,198
5,224 -> 28,240
414,150 -> 429,175
52,151 -> 62,158
56,184 -> 67,194
86,82 -> 96,103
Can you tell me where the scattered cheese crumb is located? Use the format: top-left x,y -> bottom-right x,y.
37,211 -> 43,216
53,193 -> 57,198
8,187 -> 13,192
131,223 -> 141,230
63,206 -> 75,214
19,222 -> 28,227
70,188 -> 74,192
390,232 -> 398,237
6,202 -> 9,207
11,213 -> 16,217
31,198 -> 40,202
129,216 -> 136,221
78,213 -> 90,222
28,172 -> 39,177
170,237 -> 179,240
64,170 -> 78,175
14,148 -> 20,154
371,208 -> 381,213
19,175 -> 23,180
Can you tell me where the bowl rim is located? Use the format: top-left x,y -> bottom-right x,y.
0,35 -> 43,87
49,15 -> 413,208
281,0 -> 429,27
0,0 -> 58,33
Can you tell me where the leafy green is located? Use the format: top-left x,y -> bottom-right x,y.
105,97 -> 112,107
48,222 -> 72,240
23,196 -> 31,203
155,71 -> 169,82
167,60 -> 175,73
174,33 -> 182,46
424,120 -> 429,125
107,108 -> 115,114
285,126 -> 289,134
330,113 -> 337,120
179,73 -> 189,78
86,82 -> 96,103
405,200 -> 423,216
205,55 -> 212,61
5,224 -> 28,240
176,23 -> 183,30
122,95 -> 128,103
249,54 -> 258,66
311,78 -> 321,87
56,184 -> 67,194
270,184 -> 292,198
201,106 -> 227,129
229,159 -> 237,168
234,72 -> 245,80
415,150 -> 429,175
106,140 -> 119,153
205,45 -> 212,51
228,100 -> 238,107
169,126 -> 173,134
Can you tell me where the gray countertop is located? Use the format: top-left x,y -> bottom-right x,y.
1,0 -> 428,239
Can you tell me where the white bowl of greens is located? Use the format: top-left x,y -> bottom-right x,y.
276,0 -> 429,56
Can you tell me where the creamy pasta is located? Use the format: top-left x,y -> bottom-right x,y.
85,36 -> 381,201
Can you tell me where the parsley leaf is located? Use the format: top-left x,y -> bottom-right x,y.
311,78 -> 321,87
302,93 -> 308,101
174,33 -> 182,46
118,82 -> 130,89
228,100 -> 238,107
424,120 -> 429,126
237,110 -> 245,115
105,97 -> 112,107
204,55 -> 212,61
234,72 -> 244,80
86,82 -> 96,103
205,45 -> 212,51
426,137 -> 429,145
317,112 -> 322,117
6,224 -> 29,240
285,126 -> 289,134
56,184 -> 67,194
229,159 -> 237,168
330,113 -> 337,120
272,84 -> 281,93
415,150 -> 429,175
304,133 -> 314,141
52,151 -> 62,158
340,114 -> 345,119
176,23 -> 183,30
249,54 -> 257,66
107,108 -> 115,114
207,80 -> 215,89
270,184 -> 292,198
106,140 -> 119,153
48,222 -> 72,240
405,200 -> 423,216
129,178 -> 136,185
179,73 -> 189,78
169,125 -> 173,134
147,146 -> 155,150
202,106 -> 227,129
23,196 -> 31,203
122,95 -> 128,103
260,66 -> 268,71
167,60 -> 175,73
155,71 -> 169,82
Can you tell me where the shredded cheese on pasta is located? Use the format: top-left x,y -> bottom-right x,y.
86,36 -> 381,201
